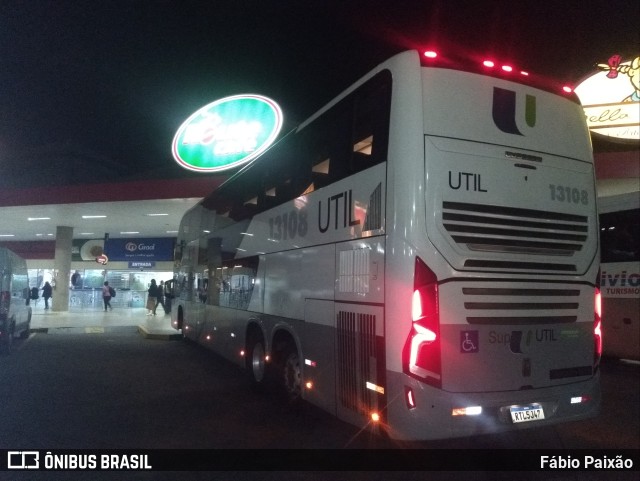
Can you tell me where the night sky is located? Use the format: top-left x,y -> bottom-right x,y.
1,0 -> 638,188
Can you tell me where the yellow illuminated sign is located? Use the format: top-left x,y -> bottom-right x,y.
575,55 -> 639,142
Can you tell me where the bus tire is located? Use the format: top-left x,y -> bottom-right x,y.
247,335 -> 267,389
0,323 -> 14,356
280,344 -> 302,403
19,319 -> 31,340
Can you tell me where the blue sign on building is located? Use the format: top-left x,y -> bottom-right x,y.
104,238 -> 174,262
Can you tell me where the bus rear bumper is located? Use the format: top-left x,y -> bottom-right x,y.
384,370 -> 601,441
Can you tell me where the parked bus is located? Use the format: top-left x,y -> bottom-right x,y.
0,247 -> 32,354
172,50 -> 601,440
598,190 -> 640,361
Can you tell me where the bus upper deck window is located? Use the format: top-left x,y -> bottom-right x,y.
312,158 -> 330,175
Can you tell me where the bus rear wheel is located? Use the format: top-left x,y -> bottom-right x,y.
281,346 -> 302,403
0,324 -> 14,356
247,336 -> 267,387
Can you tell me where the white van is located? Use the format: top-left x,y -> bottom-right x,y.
0,248 -> 33,354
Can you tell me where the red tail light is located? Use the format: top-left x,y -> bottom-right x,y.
594,286 -> 602,370
403,257 -> 442,388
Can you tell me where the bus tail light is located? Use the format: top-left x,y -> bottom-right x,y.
593,286 -> 602,371
403,257 -> 442,388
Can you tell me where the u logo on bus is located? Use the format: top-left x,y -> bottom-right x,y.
492,87 -> 537,135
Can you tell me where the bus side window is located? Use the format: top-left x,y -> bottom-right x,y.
351,135 -> 373,172
600,209 -> 640,262
350,70 -> 391,173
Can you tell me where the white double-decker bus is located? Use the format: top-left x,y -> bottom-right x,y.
172,50 -> 601,440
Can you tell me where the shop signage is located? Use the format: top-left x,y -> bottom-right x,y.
574,55 -> 640,142
129,261 -> 156,269
73,239 -> 105,262
172,94 -> 283,172
104,238 -> 174,262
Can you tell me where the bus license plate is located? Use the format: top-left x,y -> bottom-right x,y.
510,404 -> 545,423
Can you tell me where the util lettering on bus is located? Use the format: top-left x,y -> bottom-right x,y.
448,171 -> 487,192
318,190 -> 361,233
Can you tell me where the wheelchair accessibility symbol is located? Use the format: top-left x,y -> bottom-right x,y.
460,330 -> 479,353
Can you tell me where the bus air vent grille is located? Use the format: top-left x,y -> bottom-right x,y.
462,287 -> 580,325
336,310 -> 377,415
442,201 -> 589,272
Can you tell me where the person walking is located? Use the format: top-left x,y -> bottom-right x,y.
42,281 -> 53,310
154,280 -> 166,315
146,279 -> 159,316
71,270 -> 81,289
102,281 -> 113,311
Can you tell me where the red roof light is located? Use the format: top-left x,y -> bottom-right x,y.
423,50 -> 438,59
483,60 -> 495,68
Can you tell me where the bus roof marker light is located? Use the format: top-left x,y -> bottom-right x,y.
423,50 -> 438,59
172,94 -> 283,172
483,60 -> 495,68
502,65 -> 513,72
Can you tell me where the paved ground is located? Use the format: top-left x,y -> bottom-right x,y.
29,303 -> 180,340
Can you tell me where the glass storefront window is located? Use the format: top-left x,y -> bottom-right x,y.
27,268 -> 173,309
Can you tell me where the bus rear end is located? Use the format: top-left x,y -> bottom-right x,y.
386,52 -> 601,440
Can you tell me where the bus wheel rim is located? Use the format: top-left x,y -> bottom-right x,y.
251,342 -> 266,382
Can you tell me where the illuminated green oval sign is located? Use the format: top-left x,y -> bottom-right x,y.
172,94 -> 283,172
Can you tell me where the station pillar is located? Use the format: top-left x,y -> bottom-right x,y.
52,225 -> 73,312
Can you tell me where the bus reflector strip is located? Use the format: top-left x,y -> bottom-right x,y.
366,382 -> 385,394
452,406 -> 482,416
405,387 -> 416,409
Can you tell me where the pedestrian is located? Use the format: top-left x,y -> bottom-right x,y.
155,280 -> 166,315
71,270 -> 81,289
147,279 -> 159,316
102,281 -> 113,311
163,279 -> 173,313
42,281 -> 53,309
